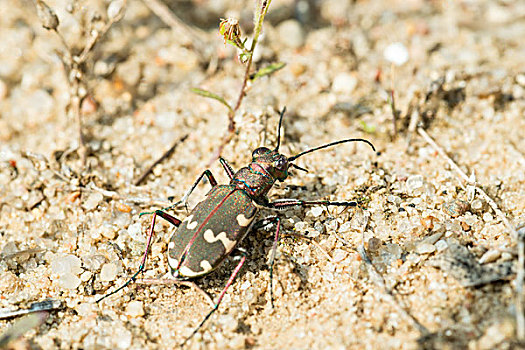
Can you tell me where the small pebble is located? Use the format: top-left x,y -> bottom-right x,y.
125,301 -> 144,317
421,232 -> 444,245
470,198 -> 486,212
76,302 -> 95,317
218,314 -> 238,333
367,237 -> 382,252
406,175 -> 424,195
100,223 -> 117,240
59,273 -> 82,289
380,244 -> 403,262
516,74 -> 525,87
115,202 -> 132,213
416,243 -> 436,254
482,212 -> 493,222
477,319 -> 515,350
117,58 -> 141,86
442,199 -> 469,217
116,329 -> 133,349
51,255 -> 83,276
309,206 -> 324,218
81,95 -> 97,115
500,252 -> 513,261
228,335 -> 245,350
80,271 -> 93,282
332,72 -> 358,94
128,222 -> 144,241
387,195 -> 401,205
294,221 -> 308,232
100,263 -> 118,282
277,20 -> 305,49
83,255 -> 106,272
240,280 -> 251,291
332,249 -> 348,263
435,240 -> 448,252
83,192 -> 104,211
289,62 -> 306,77
420,215 -> 435,230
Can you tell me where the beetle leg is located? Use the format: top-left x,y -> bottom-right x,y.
252,216 -> 282,308
181,249 -> 247,347
263,198 -> 358,210
219,157 -> 236,179
96,210 -> 182,303
159,170 -> 219,214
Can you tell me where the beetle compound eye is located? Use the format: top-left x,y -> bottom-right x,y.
275,158 -> 287,170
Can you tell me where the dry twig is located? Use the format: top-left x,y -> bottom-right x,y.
36,0 -> 127,166
417,126 -> 523,340
134,134 -> 189,186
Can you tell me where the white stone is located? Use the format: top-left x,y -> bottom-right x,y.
435,240 -> 449,252
59,273 -> 81,289
416,243 -> 436,254
479,249 -> 501,264
125,301 -> 144,317
127,222 -> 144,241
82,192 -> 104,211
277,20 -> 305,49
332,72 -> 358,94
309,206 -> 324,218
100,263 -> 118,282
51,255 -> 83,276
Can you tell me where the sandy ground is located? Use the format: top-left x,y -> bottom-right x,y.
1,0 -> 525,349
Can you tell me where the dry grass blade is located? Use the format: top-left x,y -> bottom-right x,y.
0,312 -> 49,347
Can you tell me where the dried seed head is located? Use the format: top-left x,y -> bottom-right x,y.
107,0 -> 126,21
36,0 -> 59,31
219,17 -> 241,44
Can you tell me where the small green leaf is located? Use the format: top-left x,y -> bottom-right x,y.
359,120 -> 376,133
190,88 -> 232,112
250,62 -> 286,81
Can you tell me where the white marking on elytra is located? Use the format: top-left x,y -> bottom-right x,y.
168,241 -> 175,250
236,213 -> 253,227
200,260 -> 213,271
184,214 -> 198,230
167,255 -> 178,269
203,229 -> 236,251
179,266 -> 201,277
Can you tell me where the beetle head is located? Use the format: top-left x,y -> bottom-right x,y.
254,107 -> 379,182
251,147 -> 289,181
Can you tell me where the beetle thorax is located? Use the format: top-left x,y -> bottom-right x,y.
231,163 -> 276,199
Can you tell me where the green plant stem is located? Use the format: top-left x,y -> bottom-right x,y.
209,0 -> 273,166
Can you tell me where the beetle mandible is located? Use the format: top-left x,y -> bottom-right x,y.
97,108 -> 378,345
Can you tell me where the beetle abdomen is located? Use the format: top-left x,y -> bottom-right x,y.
168,185 -> 258,278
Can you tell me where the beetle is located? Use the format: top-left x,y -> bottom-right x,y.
96,108 -> 377,346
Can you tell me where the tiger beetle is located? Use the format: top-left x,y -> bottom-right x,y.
96,108 -> 378,346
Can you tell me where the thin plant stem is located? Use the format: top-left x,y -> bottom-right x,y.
208,0 -> 273,166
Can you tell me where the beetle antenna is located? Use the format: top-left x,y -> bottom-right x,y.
288,138 -> 378,161
274,107 -> 287,151
290,163 -> 308,173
